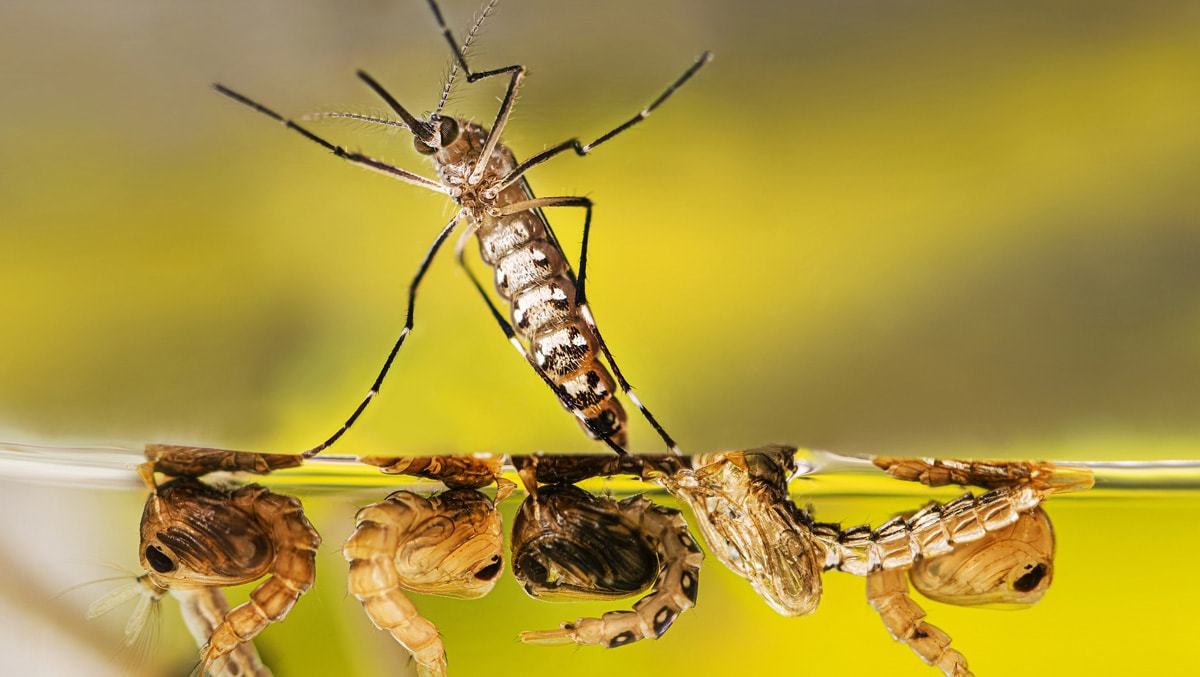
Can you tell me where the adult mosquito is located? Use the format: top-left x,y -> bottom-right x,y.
214,0 -> 710,455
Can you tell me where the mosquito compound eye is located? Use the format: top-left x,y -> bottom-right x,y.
413,137 -> 438,155
438,117 -> 459,146
145,545 -> 176,574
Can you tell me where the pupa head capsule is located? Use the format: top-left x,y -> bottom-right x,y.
138,479 -> 274,590
910,507 -> 1055,607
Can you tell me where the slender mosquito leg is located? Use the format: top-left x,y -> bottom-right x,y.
212,85 -> 448,195
427,0 -> 514,82
433,0 -> 500,116
452,233 -> 627,456
301,211 -> 463,458
494,197 -> 681,454
468,65 -> 523,185
426,0 -> 528,185
489,52 -> 712,196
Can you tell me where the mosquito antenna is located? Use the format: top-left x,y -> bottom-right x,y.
303,111 -> 410,130
435,0 -> 501,116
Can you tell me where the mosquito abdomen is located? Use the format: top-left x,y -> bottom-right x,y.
478,218 -> 626,444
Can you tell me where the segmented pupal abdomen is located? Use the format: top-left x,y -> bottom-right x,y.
817,485 -> 1044,577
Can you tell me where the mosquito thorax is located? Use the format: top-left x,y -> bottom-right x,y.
430,118 -> 485,173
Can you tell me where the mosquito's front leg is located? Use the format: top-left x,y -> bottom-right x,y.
300,210 -> 463,457
488,51 -> 713,196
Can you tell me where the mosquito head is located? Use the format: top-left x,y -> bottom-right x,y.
355,70 -> 460,156
414,114 -> 459,155
139,480 -> 275,589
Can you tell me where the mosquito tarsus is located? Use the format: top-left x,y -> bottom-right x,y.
214,0 -> 711,457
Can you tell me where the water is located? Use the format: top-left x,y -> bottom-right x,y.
1,442 -> 1196,676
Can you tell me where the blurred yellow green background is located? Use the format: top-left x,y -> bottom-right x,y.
1,0 -> 1198,674
2,0 -> 1198,459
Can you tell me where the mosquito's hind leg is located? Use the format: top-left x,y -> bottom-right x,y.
300,211 -> 463,458
211,82 -> 464,458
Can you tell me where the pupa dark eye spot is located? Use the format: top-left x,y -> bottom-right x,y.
145,545 -> 176,574
475,559 -> 502,581
1013,563 -> 1048,592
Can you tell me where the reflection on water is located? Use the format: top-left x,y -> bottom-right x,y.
4,441 -> 1198,675
41,443 -> 1114,676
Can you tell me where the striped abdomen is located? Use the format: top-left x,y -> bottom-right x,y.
813,485 -> 1043,576
474,185 -> 627,447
